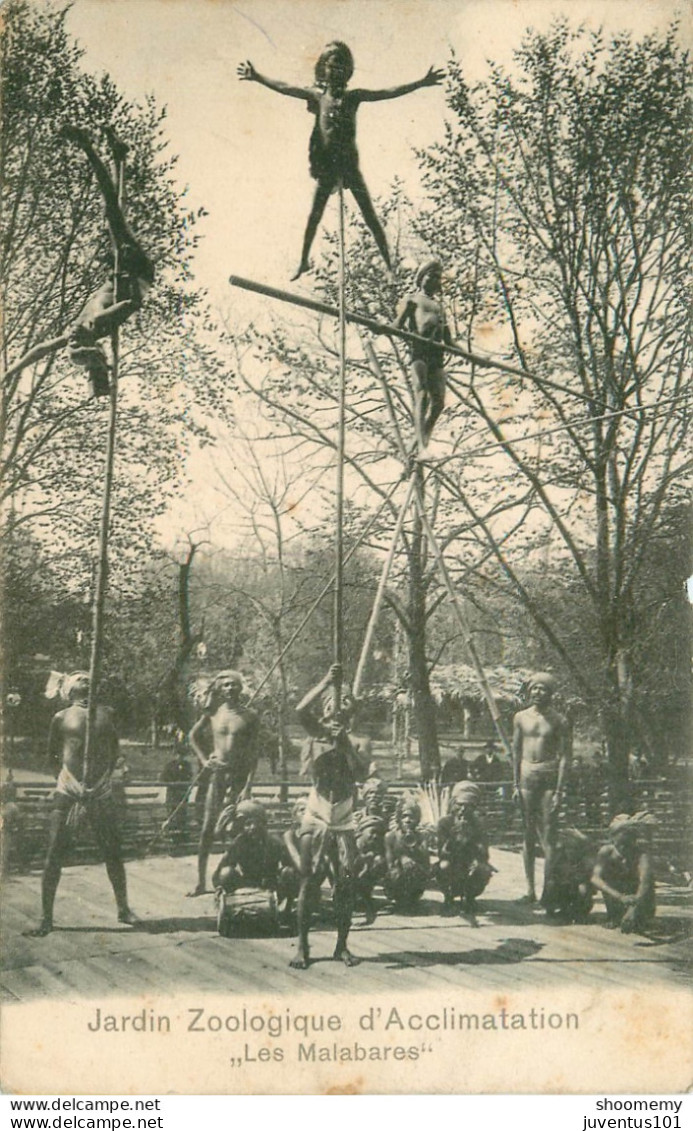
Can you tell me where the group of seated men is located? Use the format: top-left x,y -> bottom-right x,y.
210,778 -> 494,930
210,775 -> 658,939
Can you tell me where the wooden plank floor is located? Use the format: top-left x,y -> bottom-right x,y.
2,849 -> 691,1002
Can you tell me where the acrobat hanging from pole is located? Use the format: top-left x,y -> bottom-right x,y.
59,125 -> 155,396
4,127 -> 154,394
237,43 -> 443,279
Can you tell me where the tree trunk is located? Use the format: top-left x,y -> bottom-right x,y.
601,647 -> 639,814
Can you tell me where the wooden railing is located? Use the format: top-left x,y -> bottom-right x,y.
4,778 -> 691,879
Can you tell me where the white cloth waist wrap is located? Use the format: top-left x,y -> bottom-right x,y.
300,787 -> 355,834
56,766 -> 112,802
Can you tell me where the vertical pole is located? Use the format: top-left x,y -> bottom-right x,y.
83,152 -> 125,782
333,182 -> 347,709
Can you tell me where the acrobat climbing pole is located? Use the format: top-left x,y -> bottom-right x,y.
83,147 -> 126,781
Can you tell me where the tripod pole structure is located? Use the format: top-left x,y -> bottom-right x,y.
352,470 -> 418,701
84,149 -> 126,782
411,479 -> 513,760
247,477 -> 403,707
333,183 -> 347,710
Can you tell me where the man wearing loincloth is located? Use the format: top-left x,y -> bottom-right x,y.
512,672 -> 570,907
25,672 -> 137,937
396,259 -> 452,453
291,663 -> 371,968
187,670 -> 259,897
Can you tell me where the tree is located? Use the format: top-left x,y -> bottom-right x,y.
413,20 -> 691,801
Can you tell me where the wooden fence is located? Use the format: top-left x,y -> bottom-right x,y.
4,777 -> 690,881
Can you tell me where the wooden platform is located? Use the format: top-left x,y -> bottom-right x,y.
2,849 -> 691,1002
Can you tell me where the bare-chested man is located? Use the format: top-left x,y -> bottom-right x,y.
238,44 -> 443,280
60,125 -> 154,396
187,670 -> 259,896
25,672 -> 136,936
396,259 -> 452,452
592,813 -> 657,934
291,663 -> 371,968
512,672 -> 570,906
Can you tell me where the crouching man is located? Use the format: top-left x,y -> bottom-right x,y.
591,813 -> 657,934
435,781 -> 494,927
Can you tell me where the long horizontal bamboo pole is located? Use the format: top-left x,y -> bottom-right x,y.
229,273 -> 532,380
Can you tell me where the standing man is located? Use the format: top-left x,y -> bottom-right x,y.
187,670 -> 259,897
26,672 -> 137,936
291,663 -> 371,969
396,259 -> 452,453
512,672 -> 570,907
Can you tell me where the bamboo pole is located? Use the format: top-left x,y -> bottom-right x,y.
83,151 -> 126,782
352,470 -> 418,701
332,185 -> 349,710
410,478 -> 513,760
229,273 -> 535,381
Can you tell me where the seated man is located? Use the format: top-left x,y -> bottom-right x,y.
469,741 -> 504,783
542,829 -> 594,923
212,800 -> 282,894
359,777 -> 393,822
160,749 -> 192,847
354,812 -> 387,924
434,781 -> 494,927
383,794 -> 430,911
591,813 -> 657,935
291,663 -> 371,968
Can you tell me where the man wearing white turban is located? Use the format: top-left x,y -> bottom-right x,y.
26,672 -> 136,936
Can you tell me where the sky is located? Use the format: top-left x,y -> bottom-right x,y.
62,0 -> 687,550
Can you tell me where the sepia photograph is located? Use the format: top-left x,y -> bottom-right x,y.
0,0 -> 691,1097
